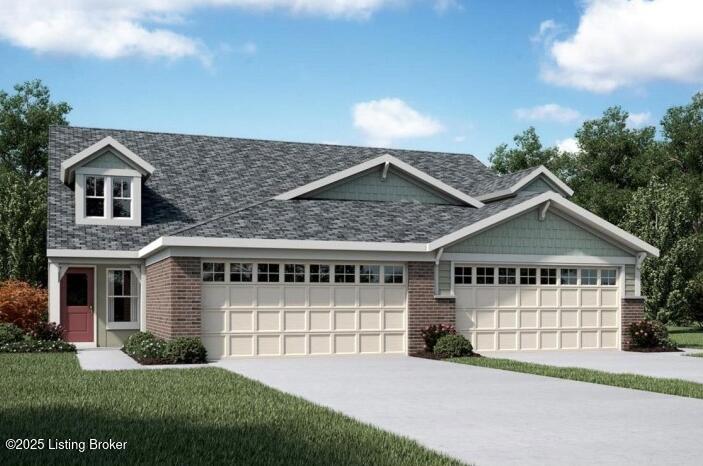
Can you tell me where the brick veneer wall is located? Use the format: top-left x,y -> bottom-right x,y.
621,297 -> 645,350
407,262 -> 455,354
146,257 -> 202,339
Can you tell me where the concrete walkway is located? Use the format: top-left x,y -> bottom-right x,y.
76,348 -> 210,371
481,349 -> 703,384
219,355 -> 702,466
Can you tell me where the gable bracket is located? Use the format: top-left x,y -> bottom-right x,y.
381,161 -> 390,181
539,201 -> 550,221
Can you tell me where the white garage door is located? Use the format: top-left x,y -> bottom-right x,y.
201,261 -> 407,358
455,265 -> 620,351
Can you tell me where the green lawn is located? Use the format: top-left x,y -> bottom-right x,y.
0,354 -> 461,466
686,352 -> 703,358
668,326 -> 703,348
449,356 -> 703,399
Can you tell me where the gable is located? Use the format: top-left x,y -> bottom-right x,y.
82,150 -> 132,170
520,176 -> 557,194
301,166 -> 463,205
446,208 -> 634,257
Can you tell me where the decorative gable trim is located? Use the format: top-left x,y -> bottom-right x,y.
476,166 -> 574,201
273,153 -> 485,208
60,136 -> 155,184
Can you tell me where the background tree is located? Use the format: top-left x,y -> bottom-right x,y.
0,80 -> 70,285
489,127 -> 569,176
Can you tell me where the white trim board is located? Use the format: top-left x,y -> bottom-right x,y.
60,136 -> 155,184
273,153 -> 485,208
476,166 -> 574,201
442,253 -> 637,265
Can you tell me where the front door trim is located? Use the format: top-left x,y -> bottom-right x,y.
60,266 -> 97,345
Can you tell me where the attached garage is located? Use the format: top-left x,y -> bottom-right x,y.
200,261 -> 407,358
455,265 -> 621,351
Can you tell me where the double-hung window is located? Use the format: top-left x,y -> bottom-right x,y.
112,177 -> 132,218
107,269 -> 139,329
77,172 -> 141,226
85,176 -> 105,217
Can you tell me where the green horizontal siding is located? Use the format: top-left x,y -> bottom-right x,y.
521,177 -> 555,194
438,261 -> 451,294
84,150 -> 130,169
625,264 -> 636,295
305,167 -> 460,205
447,209 -> 633,257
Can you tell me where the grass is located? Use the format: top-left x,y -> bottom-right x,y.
668,326 -> 703,348
0,354 -> 462,466
686,352 -> 703,358
449,356 -> 703,400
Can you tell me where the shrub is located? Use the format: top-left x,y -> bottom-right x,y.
0,339 -> 75,353
0,280 -> 48,332
0,322 -> 24,345
28,322 -> 65,341
421,323 -> 456,352
629,319 -> 674,349
433,334 -> 473,358
123,331 -> 169,364
166,337 -> 208,364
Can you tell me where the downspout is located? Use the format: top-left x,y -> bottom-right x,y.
434,247 -> 444,296
634,252 -> 647,297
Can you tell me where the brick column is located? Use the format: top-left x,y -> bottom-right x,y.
146,257 -> 201,340
407,262 -> 455,354
621,297 -> 645,350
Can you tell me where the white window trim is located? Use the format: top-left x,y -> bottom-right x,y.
106,268 -> 140,330
75,170 -> 142,226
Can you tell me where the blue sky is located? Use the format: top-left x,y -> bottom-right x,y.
0,0 -> 701,163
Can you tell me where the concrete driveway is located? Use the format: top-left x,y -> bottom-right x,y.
482,349 -> 703,384
218,356 -> 701,466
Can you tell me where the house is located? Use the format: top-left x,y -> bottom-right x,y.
47,126 -> 659,358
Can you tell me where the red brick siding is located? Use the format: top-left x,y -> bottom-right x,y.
407,262 -> 455,354
146,257 -> 201,339
621,297 -> 645,350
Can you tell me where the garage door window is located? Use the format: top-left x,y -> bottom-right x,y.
258,264 -> 280,282
284,264 -> 305,283
360,265 -> 380,283
601,269 -> 617,286
540,268 -> 557,285
309,264 -> 330,283
335,265 -> 356,283
384,265 -> 404,284
202,262 -> 225,282
581,269 -> 598,285
520,268 -> 537,285
498,268 -> 516,285
454,266 -> 472,284
476,267 -> 494,284
230,263 -> 253,282
560,268 -> 577,285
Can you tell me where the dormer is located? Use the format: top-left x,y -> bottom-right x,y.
60,137 -> 154,226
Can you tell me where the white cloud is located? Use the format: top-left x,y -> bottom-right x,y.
514,104 -> 581,124
352,98 -> 444,146
627,111 -> 652,128
453,135 -> 466,143
0,1 -> 450,63
531,19 -> 561,44
556,137 -> 580,153
540,0 -> 703,93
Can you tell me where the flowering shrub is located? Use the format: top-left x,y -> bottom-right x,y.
433,334 -> 473,358
0,322 -> 25,345
28,322 -> 65,341
629,319 -> 673,348
0,339 -> 75,353
124,332 -> 207,365
421,323 -> 456,352
0,280 -> 48,332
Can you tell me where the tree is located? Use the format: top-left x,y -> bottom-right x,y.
489,127 -> 568,176
0,79 -> 71,178
660,92 -> 703,176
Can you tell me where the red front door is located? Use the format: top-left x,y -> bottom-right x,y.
60,268 -> 94,343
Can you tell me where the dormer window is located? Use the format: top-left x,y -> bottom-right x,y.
60,137 -> 154,227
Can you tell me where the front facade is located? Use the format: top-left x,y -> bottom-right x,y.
47,127 -> 658,357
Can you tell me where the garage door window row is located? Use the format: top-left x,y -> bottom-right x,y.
203,262 -> 404,284
454,266 -> 617,286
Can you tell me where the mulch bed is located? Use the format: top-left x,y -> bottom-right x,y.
410,351 -> 482,360
625,347 -> 681,353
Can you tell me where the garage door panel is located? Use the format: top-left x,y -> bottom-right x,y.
384,310 -> 405,330
456,265 -> 620,351
360,310 -> 381,330
309,334 -> 331,354
310,311 -> 331,331
257,335 -> 281,355
334,287 -> 356,307
203,286 -> 228,308
203,311 -> 226,332
384,333 -> 405,353
256,311 -> 281,331
202,335 -> 226,359
231,311 -> 253,331
360,334 -> 381,353
334,334 -> 356,353
284,335 -> 306,355
230,286 -> 254,307
359,288 -> 382,307
231,335 -> 253,356
284,311 -> 306,331
384,288 -> 406,307
284,287 -> 306,307
258,287 -> 282,307
309,287 -> 331,307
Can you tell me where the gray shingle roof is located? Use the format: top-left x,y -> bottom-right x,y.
48,126 -> 540,251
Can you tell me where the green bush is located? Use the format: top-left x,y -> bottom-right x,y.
123,332 -> 169,364
420,323 -> 456,352
629,319 -> 674,348
123,332 -> 207,365
166,337 -> 207,364
0,322 -> 24,345
0,339 -> 75,353
433,334 -> 473,358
